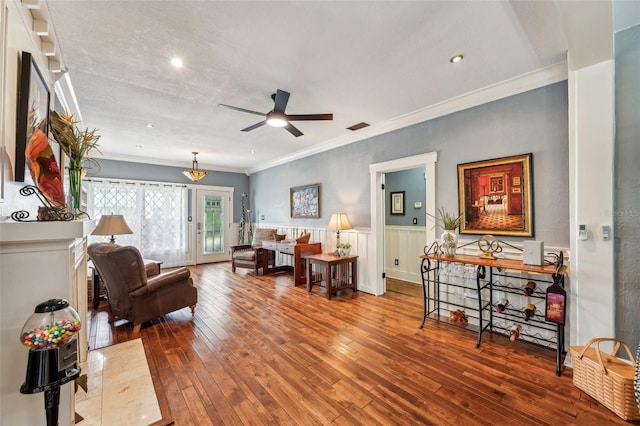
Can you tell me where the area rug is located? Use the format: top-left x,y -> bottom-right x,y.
75,339 -> 163,425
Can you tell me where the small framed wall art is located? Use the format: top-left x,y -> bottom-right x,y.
290,183 -> 320,218
390,191 -> 405,215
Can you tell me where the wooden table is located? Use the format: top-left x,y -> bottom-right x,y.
304,253 -> 358,299
262,241 -> 322,285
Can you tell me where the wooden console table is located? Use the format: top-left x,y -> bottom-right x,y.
304,253 -> 358,299
262,241 -> 322,285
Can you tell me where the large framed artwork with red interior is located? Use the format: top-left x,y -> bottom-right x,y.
457,153 -> 533,237
15,51 -> 65,208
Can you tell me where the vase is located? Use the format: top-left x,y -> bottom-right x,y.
68,165 -> 83,215
340,248 -> 351,257
441,230 -> 458,257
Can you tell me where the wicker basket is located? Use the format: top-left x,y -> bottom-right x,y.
570,338 -> 640,421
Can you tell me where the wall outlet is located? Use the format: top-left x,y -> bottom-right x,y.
394,259 -> 399,266
413,218 -> 418,225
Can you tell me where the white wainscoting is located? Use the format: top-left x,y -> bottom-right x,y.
233,224 -> 570,298
251,223 -> 376,295
384,225 -> 428,284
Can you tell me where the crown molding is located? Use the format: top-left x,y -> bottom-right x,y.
249,61 -> 568,174
91,152 -> 249,175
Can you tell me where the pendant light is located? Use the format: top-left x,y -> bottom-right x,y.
183,152 -> 208,182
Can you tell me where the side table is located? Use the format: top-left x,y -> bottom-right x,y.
304,253 -> 358,299
88,261 -> 106,309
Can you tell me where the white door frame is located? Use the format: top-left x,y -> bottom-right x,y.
369,152 -> 438,295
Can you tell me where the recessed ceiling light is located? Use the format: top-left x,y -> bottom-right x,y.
450,54 -> 464,64
171,57 -> 183,68
250,150 -> 256,154
146,123 -> 154,128
135,145 -> 143,149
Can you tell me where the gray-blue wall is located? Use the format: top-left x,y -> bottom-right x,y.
251,81 -> 569,246
87,159 -> 250,222
614,24 -> 640,350
385,168 -> 426,226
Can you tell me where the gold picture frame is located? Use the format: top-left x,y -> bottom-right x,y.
458,153 -> 533,236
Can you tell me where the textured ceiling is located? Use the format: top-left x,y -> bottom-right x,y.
46,0 -> 568,173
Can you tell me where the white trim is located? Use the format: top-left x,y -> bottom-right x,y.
251,62 -> 567,174
370,152 -> 437,296
90,152 -> 249,175
54,74 -> 82,120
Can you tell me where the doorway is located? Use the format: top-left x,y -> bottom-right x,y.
195,189 -> 231,264
369,152 -> 438,296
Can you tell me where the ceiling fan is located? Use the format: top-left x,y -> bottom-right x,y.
218,89 -> 333,137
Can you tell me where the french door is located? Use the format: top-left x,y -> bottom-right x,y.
195,189 -> 231,264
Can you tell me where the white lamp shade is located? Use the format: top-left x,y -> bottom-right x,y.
327,213 -> 353,231
92,215 -> 133,238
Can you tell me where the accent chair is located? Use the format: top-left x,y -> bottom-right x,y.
87,243 -> 198,333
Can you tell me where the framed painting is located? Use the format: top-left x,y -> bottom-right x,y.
390,191 -> 405,215
15,51 -> 51,182
15,51 -> 65,207
290,183 -> 320,218
457,153 -> 533,237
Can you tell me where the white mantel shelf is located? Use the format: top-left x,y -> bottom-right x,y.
0,220 -> 95,243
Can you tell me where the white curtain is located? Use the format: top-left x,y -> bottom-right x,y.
87,179 -> 189,267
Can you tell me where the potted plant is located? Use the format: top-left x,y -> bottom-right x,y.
429,207 -> 463,257
337,242 -> 352,257
49,110 -> 101,216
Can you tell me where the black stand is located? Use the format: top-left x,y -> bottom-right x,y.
44,387 -> 60,426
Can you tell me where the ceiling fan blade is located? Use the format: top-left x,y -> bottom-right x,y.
284,122 -> 303,137
218,104 -> 266,117
242,121 -> 267,132
285,113 -> 333,121
273,89 -> 290,114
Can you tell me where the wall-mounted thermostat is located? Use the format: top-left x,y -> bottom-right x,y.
414,202 -> 422,209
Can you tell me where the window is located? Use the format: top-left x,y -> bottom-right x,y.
87,179 -> 189,267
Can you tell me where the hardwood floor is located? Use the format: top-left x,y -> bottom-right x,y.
87,263 -> 634,425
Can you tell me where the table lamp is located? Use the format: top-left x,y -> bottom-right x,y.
327,213 -> 353,248
92,214 -> 133,243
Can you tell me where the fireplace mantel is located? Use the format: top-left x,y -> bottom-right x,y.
0,219 -> 95,243
1,219 -> 95,425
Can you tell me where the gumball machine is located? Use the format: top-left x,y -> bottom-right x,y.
19,299 -> 81,426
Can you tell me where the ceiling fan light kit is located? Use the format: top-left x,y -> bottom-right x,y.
183,152 -> 208,182
266,112 -> 287,128
218,89 -> 333,137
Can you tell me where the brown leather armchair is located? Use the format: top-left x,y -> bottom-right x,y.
230,228 -> 277,275
88,243 -> 198,333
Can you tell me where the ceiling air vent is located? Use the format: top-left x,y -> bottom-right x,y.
347,122 -> 370,131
